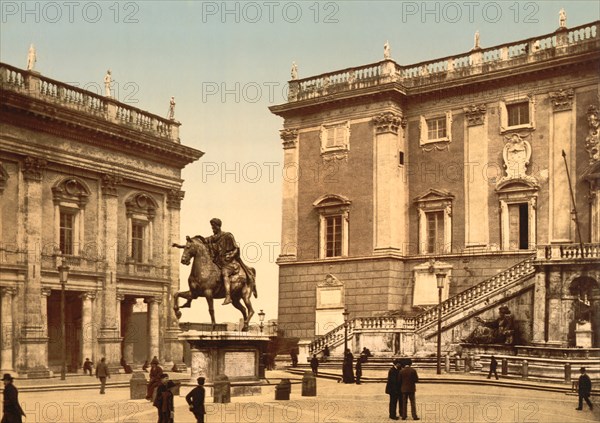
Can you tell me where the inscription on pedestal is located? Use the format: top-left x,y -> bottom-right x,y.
224,351 -> 255,377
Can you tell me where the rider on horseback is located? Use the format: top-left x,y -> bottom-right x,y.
201,218 -> 256,305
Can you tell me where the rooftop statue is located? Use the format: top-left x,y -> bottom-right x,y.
559,8 -> 567,28
27,44 -> 36,71
172,218 -> 257,331
167,96 -> 176,120
384,40 -> 390,59
291,61 -> 298,80
104,70 -> 112,98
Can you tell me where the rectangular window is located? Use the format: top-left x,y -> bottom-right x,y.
507,102 -> 529,127
426,117 -> 446,140
324,124 -> 347,149
59,212 -> 74,255
325,215 -> 342,257
131,222 -> 145,262
426,211 -> 445,254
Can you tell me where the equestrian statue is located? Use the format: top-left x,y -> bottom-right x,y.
172,218 -> 257,331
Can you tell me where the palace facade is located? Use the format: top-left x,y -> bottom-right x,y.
270,19 -> 600,355
0,63 -> 202,376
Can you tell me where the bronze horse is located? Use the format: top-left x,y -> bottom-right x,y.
172,236 -> 257,331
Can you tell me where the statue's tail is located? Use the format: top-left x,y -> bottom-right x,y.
250,268 -> 257,298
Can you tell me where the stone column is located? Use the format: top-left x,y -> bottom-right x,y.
279,129 -> 299,259
145,297 -> 161,361
531,270 -> 547,345
546,269 -> 565,346
121,298 -> 137,364
80,292 -> 96,365
0,287 -> 17,372
20,156 -> 49,376
372,112 -> 406,254
464,105 -> 489,249
98,174 -> 122,366
165,190 -> 185,369
549,89 -> 575,242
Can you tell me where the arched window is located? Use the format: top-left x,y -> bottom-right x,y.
125,192 -> 158,263
313,194 -> 351,259
52,178 -> 90,256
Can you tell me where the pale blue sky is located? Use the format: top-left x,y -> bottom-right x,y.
1,1 -> 598,326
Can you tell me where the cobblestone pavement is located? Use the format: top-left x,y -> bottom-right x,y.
14,371 -> 599,423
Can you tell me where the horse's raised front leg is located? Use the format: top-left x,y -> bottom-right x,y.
206,297 -> 216,331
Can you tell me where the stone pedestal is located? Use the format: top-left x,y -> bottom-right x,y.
180,330 -> 270,388
575,322 -> 593,348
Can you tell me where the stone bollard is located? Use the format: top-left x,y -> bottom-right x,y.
454,355 -> 461,371
275,378 -> 291,400
465,354 -> 472,372
564,363 -> 571,383
302,371 -> 317,397
213,375 -> 231,404
130,372 -> 148,399
522,360 -> 528,379
501,358 -> 508,375
445,354 -> 450,373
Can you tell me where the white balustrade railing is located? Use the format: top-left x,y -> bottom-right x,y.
1,62 -> 178,141
287,21 -> 598,102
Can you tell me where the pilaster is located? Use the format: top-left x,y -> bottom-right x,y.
279,128 -> 299,260
372,112 -> 406,254
19,156 -> 49,376
1,287 -> 18,373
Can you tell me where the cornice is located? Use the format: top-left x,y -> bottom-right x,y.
0,89 -> 204,169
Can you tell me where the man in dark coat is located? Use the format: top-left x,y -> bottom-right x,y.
399,359 -> 420,420
576,367 -> 593,410
147,357 -> 164,400
355,355 -> 363,384
95,357 -> 110,394
83,358 -> 93,376
310,354 -> 319,376
385,359 -> 402,420
487,355 -> 499,380
2,374 -> 25,423
186,377 -> 206,423
153,374 -> 176,423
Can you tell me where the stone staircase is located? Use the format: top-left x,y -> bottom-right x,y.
308,255 -> 536,354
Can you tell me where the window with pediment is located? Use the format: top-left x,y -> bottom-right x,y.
313,194 -> 351,259
414,189 -> 454,254
496,181 -> 538,251
52,178 -> 90,256
125,192 -> 158,263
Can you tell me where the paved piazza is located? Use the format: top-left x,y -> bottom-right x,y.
16,374 -> 598,423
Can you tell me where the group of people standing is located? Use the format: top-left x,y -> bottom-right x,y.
386,358 -> 420,421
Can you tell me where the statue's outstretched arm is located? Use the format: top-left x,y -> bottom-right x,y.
171,243 -> 185,249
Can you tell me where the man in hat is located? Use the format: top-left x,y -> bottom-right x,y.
399,359 -> 420,421
147,357 -> 163,400
83,357 -> 93,376
186,376 -> 206,423
154,374 -> 177,422
576,367 -> 593,410
95,357 -> 110,394
2,373 -> 25,423
385,359 -> 402,420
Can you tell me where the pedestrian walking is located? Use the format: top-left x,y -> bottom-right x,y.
2,374 -> 25,423
355,355 -> 363,384
487,355 -> 499,380
385,359 -> 402,420
323,345 -> 330,362
186,377 -> 206,423
576,367 -> 594,411
399,359 -> 420,421
83,358 -> 93,376
95,357 -> 110,394
310,354 -> 319,376
153,374 -> 175,423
